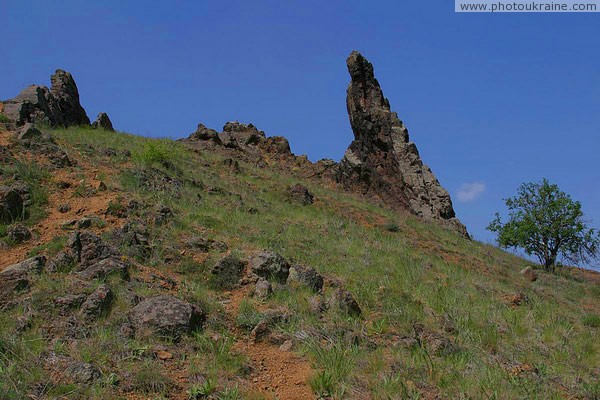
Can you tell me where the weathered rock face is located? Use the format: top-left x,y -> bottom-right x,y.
250,251 -> 290,283
91,112 -> 114,131
0,256 -> 45,306
1,69 -> 89,127
1,85 -> 62,127
337,51 -> 467,236
129,295 -> 205,340
50,69 -> 90,126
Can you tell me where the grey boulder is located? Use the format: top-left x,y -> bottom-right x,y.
129,295 -> 205,341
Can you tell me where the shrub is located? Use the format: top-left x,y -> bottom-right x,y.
0,113 -> 10,123
383,222 -> 400,232
134,140 -> 175,166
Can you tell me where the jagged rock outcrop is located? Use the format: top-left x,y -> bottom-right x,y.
337,51 -> 467,236
1,69 -> 90,128
91,112 -> 114,131
181,121 -> 334,181
50,69 -> 90,126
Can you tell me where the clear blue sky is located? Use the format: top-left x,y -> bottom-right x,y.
2,1 -> 599,263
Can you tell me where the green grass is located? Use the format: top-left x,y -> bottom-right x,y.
0,159 -> 49,229
2,125 -> 595,399
0,113 -> 10,123
582,314 -> 600,328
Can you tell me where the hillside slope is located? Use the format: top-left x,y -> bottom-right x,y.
1,125 -> 599,399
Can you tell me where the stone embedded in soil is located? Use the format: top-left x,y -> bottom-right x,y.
329,288 -> 362,317
520,266 -> 538,282
128,295 -> 205,341
253,278 -> 273,300
287,184 -> 314,205
211,254 -> 247,289
65,361 -> 101,384
79,284 -> 114,320
7,224 -> 32,243
0,185 -> 25,224
286,264 -> 323,293
0,256 -> 45,305
250,251 -> 290,283
77,258 -> 129,281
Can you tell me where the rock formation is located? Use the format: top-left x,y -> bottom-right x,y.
2,69 -> 90,127
337,51 -> 467,236
91,112 -> 114,131
49,69 -> 90,126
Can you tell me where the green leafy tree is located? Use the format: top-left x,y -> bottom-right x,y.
488,179 -> 599,271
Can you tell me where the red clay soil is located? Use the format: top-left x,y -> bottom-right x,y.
1,130 -> 120,269
224,287 -> 315,400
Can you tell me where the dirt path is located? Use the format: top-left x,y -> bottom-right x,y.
223,287 -> 315,400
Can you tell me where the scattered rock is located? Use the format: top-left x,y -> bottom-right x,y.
250,251 -> 290,283
79,284 -> 114,320
250,320 -> 269,342
0,256 -> 45,305
77,217 -> 92,229
65,361 -> 101,384
279,339 -> 294,351
55,294 -> 87,310
129,295 -> 205,341
423,332 -> 457,356
253,279 -> 273,300
508,293 -> 530,307
7,224 -> 32,243
1,256 -> 46,276
336,51 -> 467,237
153,205 -> 173,225
58,203 -> 71,213
393,336 -> 419,349
260,306 -> 291,324
287,265 -> 323,292
91,112 -> 114,131
68,231 -> 117,267
111,221 -> 151,259
15,312 -> 34,332
0,185 -> 24,223
184,236 -> 228,252
77,258 -> 129,281
287,184 -> 314,205
329,288 -> 362,317
308,295 -> 327,314
156,350 -> 174,360
56,180 -> 72,189
520,266 -> 538,282
97,181 -> 108,192
15,123 -> 42,141
46,251 -> 75,273
223,158 -> 241,173
211,254 -> 246,289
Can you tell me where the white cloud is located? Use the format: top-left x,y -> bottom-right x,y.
457,182 -> 486,202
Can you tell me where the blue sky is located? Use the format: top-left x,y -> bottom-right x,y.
2,1 -> 599,263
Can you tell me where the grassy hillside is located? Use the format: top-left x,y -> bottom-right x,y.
1,126 -> 599,399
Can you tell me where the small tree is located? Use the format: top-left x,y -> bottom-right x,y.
488,179 -> 599,271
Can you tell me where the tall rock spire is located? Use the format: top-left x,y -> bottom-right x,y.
338,51 -> 468,237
